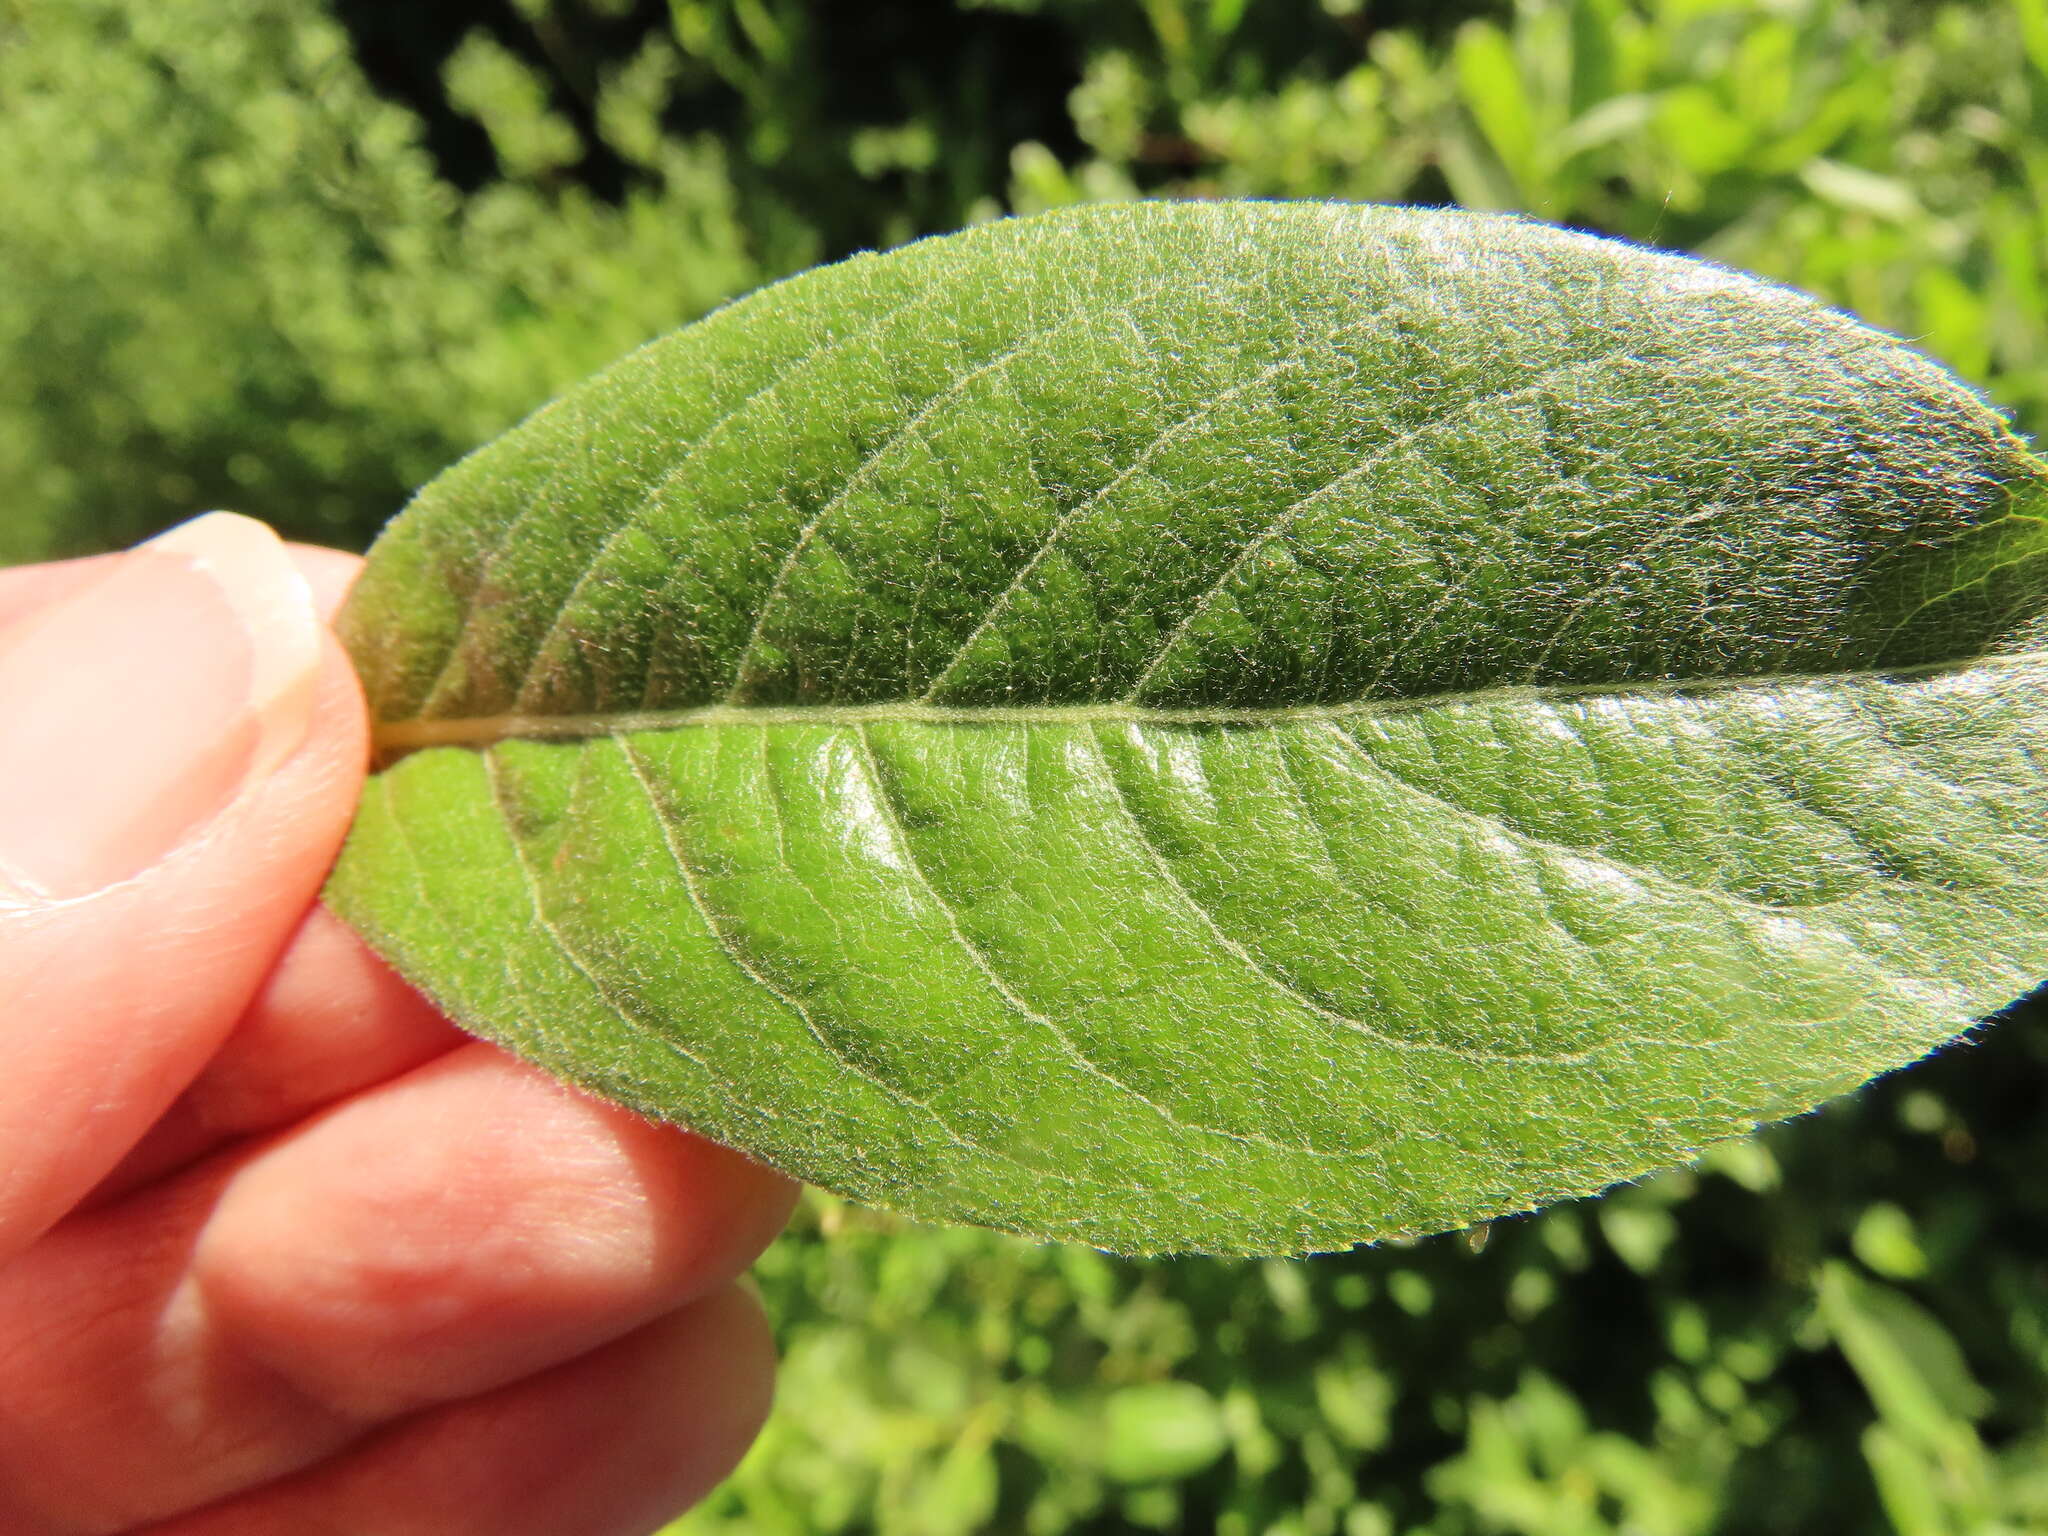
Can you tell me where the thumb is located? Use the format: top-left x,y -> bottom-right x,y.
0,513 -> 369,1261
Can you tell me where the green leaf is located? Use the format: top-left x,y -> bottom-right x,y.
1099,1382 -> 1229,1483
1819,1263 -> 1991,1449
327,201 -> 2048,1256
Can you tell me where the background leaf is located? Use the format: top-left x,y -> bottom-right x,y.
328,200 -> 2048,1255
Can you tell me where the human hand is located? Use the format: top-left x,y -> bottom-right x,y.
0,514 -> 798,1535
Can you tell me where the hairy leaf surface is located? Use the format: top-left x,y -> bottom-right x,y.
328,202 -> 2048,1255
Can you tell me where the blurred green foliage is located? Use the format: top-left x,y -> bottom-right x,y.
0,0 -> 779,559
11,0 -> 2048,562
6,1 -> 2048,1530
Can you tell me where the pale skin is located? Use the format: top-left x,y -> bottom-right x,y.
0,516 -> 798,1535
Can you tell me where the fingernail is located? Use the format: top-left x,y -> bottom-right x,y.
0,513 -> 321,902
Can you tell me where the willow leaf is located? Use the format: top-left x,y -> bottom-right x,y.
327,201 -> 2048,1256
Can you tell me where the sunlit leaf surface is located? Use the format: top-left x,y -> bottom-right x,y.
328,202 -> 2048,1254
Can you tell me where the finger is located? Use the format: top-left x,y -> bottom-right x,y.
0,542 -> 358,630
195,1044 -> 798,1417
146,1287 -> 776,1536
279,544 -> 361,622
0,1046 -> 794,1528
90,905 -> 466,1207
0,1156 -> 357,1535
0,553 -> 117,630
0,514 -> 366,1262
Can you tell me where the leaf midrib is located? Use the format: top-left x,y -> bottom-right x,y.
371,648 -> 2048,754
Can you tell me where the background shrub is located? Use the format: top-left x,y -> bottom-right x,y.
6,3 -> 2046,1531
